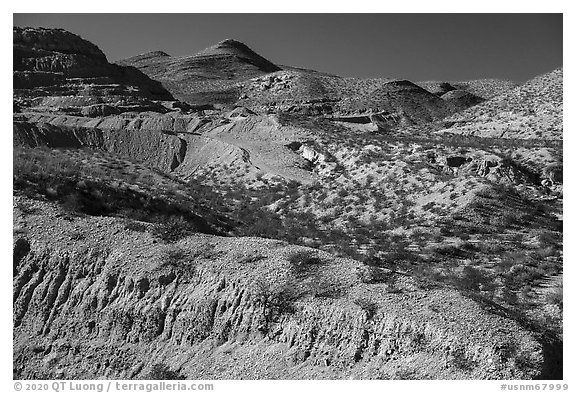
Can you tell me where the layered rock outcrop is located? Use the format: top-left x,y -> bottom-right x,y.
14,27 -> 175,117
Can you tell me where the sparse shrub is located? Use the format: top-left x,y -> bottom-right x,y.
308,276 -> 343,299
455,265 -> 491,292
433,244 -> 468,258
14,199 -> 38,215
160,245 -> 203,279
353,297 -> 378,319
545,284 -> 563,309
152,215 -> 197,243
238,253 -> 266,264
501,287 -> 519,305
163,246 -> 195,269
537,231 -> 561,248
253,280 -> 300,331
448,347 -> 475,371
287,250 -> 323,276
60,193 -> 85,215
124,220 -> 148,232
357,265 -> 394,284
391,366 -> 418,379
67,230 -> 85,241
143,363 -> 185,380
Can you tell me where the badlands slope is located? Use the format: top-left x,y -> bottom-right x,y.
13,27 -> 563,380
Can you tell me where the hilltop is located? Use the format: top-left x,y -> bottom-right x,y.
13,26 -> 175,117
116,39 -> 281,105
117,38 -> 492,127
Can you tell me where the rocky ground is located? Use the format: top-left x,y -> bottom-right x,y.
12,196 -> 552,379
440,69 -> 563,140
13,27 -> 563,380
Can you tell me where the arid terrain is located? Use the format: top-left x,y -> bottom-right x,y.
13,27 -> 563,380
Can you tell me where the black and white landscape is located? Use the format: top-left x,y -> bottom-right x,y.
12,14 -> 563,380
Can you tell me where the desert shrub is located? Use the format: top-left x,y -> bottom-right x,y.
14,199 -> 39,215
448,347 -> 475,371
237,253 -> 266,264
236,207 -> 284,239
143,363 -> 185,380
151,214 -> 216,243
354,297 -> 378,319
537,231 -> 561,247
253,280 -> 300,331
505,265 -> 544,289
160,244 -> 218,276
67,230 -> 85,241
500,287 -> 519,305
545,284 -> 563,309
164,246 -> 193,267
60,192 -> 86,215
13,147 -> 230,236
390,366 -> 418,380
455,266 -> 492,292
308,276 -> 344,299
124,220 -> 148,232
357,265 -> 394,284
287,250 -> 323,276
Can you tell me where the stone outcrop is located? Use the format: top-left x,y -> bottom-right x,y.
425,153 -> 540,185
14,27 -> 175,118
14,27 -> 109,78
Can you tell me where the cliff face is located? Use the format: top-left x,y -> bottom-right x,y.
13,27 -> 173,107
14,27 -> 109,77
14,198 -> 545,380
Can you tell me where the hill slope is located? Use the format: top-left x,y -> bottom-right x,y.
440,69 -> 563,139
13,27 -> 563,380
116,39 -> 281,105
118,39 -> 477,126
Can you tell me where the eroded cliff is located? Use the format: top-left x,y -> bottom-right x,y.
14,197 -> 546,380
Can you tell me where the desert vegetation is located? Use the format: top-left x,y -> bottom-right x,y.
12,25 -> 562,380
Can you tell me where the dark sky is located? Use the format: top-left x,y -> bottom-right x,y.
13,13 -> 562,82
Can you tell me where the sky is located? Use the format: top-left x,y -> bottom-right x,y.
13,13 -> 562,82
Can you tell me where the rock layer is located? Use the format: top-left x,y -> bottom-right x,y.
14,27 -> 174,118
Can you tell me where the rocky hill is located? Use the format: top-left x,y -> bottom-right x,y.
116,39 -> 281,105
13,27 -> 563,380
439,69 -> 563,139
118,40 -> 489,128
417,79 -> 517,100
14,27 -> 175,117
